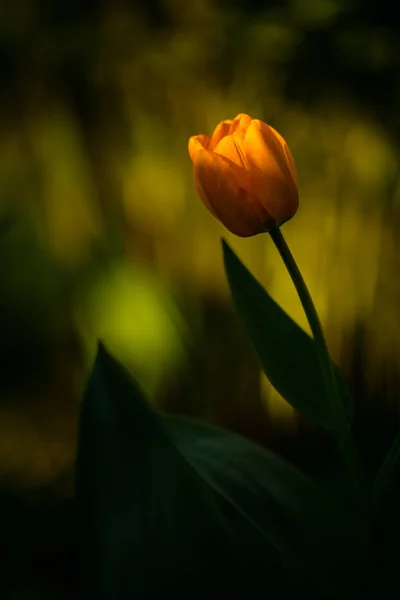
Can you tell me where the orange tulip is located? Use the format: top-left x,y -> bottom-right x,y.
188,113 -> 299,237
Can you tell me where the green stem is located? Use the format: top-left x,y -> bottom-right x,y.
269,227 -> 362,486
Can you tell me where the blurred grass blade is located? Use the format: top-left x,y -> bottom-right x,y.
222,239 -> 353,431
75,344 -> 363,598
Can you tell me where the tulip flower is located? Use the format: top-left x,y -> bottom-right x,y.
188,114 -> 363,489
188,113 -> 299,237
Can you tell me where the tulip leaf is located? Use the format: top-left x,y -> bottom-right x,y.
75,344 -> 363,598
222,240 -> 353,430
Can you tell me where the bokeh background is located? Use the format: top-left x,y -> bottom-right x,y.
1,0 -> 400,596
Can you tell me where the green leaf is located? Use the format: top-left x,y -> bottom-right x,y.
165,415 -> 367,555
222,239 -> 353,431
75,344 -> 364,598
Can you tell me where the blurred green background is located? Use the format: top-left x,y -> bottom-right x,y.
1,0 -> 400,596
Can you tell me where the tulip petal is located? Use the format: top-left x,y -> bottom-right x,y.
268,125 -> 299,188
250,121 -> 297,189
246,122 -> 290,179
189,135 -> 211,162
192,149 -> 264,237
243,122 -> 298,225
229,114 -> 253,135
192,166 -> 220,220
213,132 -> 248,169
209,120 -> 232,150
189,139 -> 223,218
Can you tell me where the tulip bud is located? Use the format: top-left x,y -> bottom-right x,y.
188,113 -> 299,237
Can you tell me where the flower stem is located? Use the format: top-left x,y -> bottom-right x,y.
269,227 -> 363,487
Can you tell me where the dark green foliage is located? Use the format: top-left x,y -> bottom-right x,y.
75,344 -> 366,598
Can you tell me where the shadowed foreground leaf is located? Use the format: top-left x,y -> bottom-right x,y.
75,344 -> 366,599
